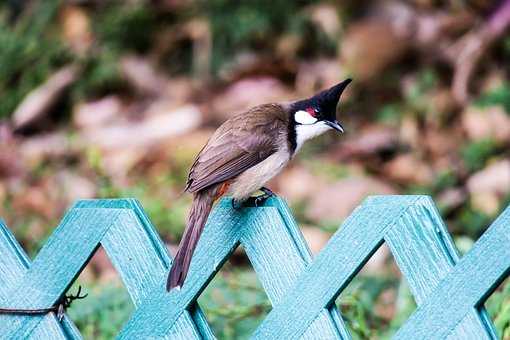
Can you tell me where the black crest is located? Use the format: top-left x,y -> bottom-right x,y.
291,78 -> 352,121
314,78 -> 351,117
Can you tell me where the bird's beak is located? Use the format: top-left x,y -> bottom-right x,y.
325,120 -> 344,133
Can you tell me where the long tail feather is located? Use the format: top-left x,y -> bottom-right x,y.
167,190 -> 215,291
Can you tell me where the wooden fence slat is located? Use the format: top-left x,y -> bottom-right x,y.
385,197 -> 497,339
240,198 -> 350,339
119,197 -> 351,339
0,207 -> 118,338
394,205 -> 510,339
253,196 -> 498,339
0,201 -> 214,339
0,220 -> 81,339
118,199 -> 243,338
76,199 -> 215,339
252,195 -> 420,339
1,195 -> 508,339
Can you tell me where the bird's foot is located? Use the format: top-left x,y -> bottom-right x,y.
231,198 -> 243,210
231,188 -> 275,209
245,187 -> 275,207
260,187 -> 274,197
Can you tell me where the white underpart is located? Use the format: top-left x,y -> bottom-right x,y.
230,149 -> 290,201
294,110 -> 318,125
295,121 -> 331,152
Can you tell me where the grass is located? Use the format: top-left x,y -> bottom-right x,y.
67,282 -> 133,340
461,139 -> 500,172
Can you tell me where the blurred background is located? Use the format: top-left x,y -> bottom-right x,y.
1,0 -> 510,338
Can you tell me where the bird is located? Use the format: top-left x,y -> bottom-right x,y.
167,78 -> 352,290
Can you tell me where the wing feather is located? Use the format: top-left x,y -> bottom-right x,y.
185,104 -> 286,193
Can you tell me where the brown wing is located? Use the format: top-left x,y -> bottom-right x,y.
185,104 -> 287,193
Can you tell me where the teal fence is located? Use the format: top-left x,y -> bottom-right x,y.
0,195 -> 509,339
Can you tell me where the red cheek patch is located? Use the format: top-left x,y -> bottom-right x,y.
306,107 -> 316,117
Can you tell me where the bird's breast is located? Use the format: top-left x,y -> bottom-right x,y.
228,149 -> 290,201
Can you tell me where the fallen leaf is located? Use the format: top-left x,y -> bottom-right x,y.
462,105 -> 510,142
383,154 -> 434,185
12,65 -> 79,130
300,226 -> 331,255
467,159 -> 510,197
306,176 -> 397,222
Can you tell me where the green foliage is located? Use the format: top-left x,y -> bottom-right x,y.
404,68 -> 438,105
461,138 -> 499,172
0,1 -> 162,117
404,185 -> 434,196
503,36 -> 510,57
453,236 -> 474,256
0,0 -> 72,118
457,204 -> 491,237
195,0 -> 331,71
93,4 -> 157,53
486,279 -> 510,339
72,53 -> 124,101
388,281 -> 416,335
433,170 -> 458,192
339,273 -> 413,339
67,282 -> 133,340
304,158 -> 350,180
198,266 -> 271,339
377,68 -> 441,126
475,82 -> 510,114
376,103 -> 403,126
74,2 -> 158,99
404,69 -> 438,112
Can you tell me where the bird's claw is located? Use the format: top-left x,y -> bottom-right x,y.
231,199 -> 242,210
252,195 -> 267,207
245,187 -> 275,207
260,187 -> 274,197
231,188 -> 275,209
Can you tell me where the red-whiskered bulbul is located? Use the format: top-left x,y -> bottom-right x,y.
167,78 -> 352,290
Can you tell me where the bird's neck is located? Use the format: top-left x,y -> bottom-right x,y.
294,122 -> 331,153
287,115 -> 298,154
286,100 -> 332,155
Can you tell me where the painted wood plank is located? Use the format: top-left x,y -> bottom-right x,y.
1,200 -> 214,339
240,197 -> 350,339
385,196 -> 497,339
1,195 -> 506,339
118,199 -> 243,338
0,207 -> 121,337
252,196 -> 421,339
119,197 -> 351,339
89,199 -> 214,339
253,196 -> 500,339
394,205 -> 510,340
0,220 -> 82,339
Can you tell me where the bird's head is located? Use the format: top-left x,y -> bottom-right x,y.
290,78 -> 351,150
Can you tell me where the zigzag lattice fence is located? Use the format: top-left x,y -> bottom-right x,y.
0,195 -> 509,339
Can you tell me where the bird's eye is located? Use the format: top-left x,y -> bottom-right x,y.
314,108 -> 319,114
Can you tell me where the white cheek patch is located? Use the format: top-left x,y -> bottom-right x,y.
295,110 -> 318,125
295,121 -> 331,152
